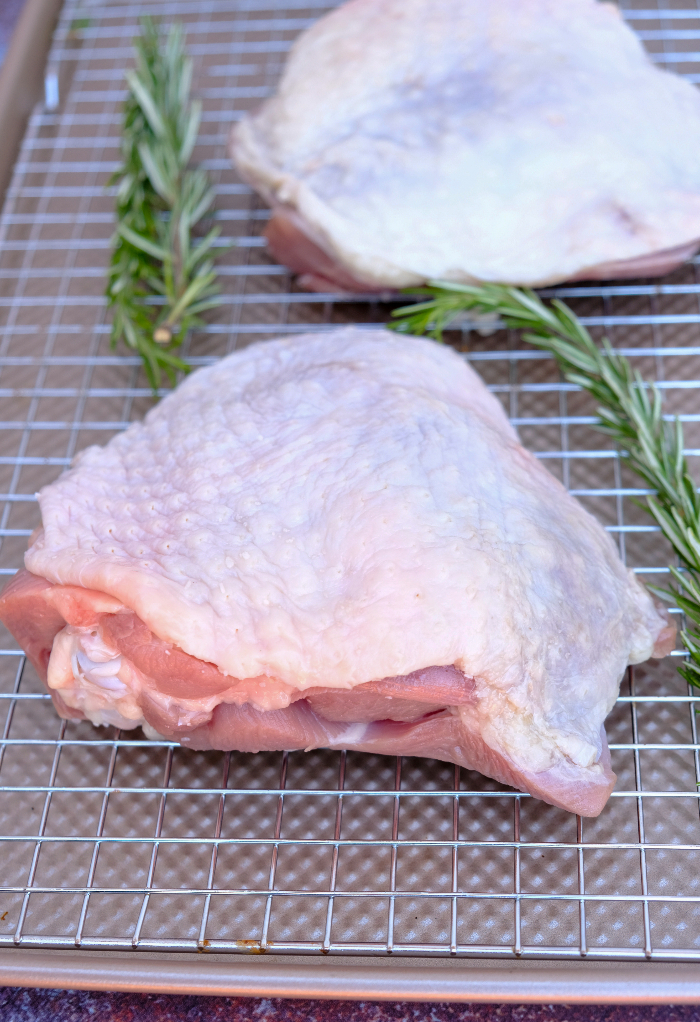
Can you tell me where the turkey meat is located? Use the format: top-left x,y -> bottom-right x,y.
231,0 -> 700,292
0,329 -> 673,816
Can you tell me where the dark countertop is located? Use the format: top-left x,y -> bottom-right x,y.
1,989 -> 699,1021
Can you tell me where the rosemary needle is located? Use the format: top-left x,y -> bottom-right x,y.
390,281 -> 700,686
107,18 -> 226,392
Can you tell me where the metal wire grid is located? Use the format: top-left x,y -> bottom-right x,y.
0,0 -> 699,961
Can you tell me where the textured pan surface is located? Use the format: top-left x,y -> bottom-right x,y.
0,0 -> 699,962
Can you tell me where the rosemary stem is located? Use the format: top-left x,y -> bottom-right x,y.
390,280 -> 700,686
106,17 -> 226,392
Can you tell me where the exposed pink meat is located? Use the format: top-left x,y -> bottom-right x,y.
336,717 -> 615,820
0,568 -> 654,816
180,699 -> 352,754
265,209 -> 386,294
0,570 -> 122,678
1,568 -> 476,720
266,209 -> 700,295
302,667 -> 476,722
177,706 -> 613,819
100,612 -> 232,700
571,239 -> 700,282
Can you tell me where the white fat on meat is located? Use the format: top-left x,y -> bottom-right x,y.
47,623 -> 216,733
231,0 -> 700,290
1,327 -> 674,816
48,624 -> 137,730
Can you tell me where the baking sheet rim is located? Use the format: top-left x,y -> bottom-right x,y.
0,0 -> 64,207
2,950 -> 700,1002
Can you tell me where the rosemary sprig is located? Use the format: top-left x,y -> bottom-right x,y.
106,18 -> 226,392
391,281 -> 699,686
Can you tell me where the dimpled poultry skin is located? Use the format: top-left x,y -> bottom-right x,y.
0,329 -> 674,816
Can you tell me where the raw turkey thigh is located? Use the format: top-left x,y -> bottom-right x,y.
231,0 -> 700,290
0,329 -> 673,816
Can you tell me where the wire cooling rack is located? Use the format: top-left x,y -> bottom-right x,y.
0,0 -> 699,963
